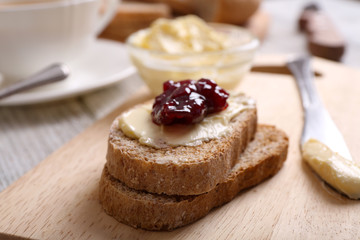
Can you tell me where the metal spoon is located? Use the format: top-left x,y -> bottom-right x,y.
0,63 -> 70,100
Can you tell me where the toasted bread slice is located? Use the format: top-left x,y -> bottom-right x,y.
106,103 -> 257,196
100,125 -> 289,231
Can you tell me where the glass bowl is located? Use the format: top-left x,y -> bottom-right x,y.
126,23 -> 259,96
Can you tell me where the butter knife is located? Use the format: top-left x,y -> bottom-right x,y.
287,56 -> 353,160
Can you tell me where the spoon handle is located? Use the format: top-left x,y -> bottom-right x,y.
0,63 -> 70,100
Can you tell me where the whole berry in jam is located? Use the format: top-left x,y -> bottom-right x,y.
152,78 -> 229,125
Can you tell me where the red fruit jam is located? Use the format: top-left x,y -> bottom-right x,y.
152,78 -> 229,125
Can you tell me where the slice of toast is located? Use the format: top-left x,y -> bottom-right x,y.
99,125 -> 289,231
106,100 -> 257,196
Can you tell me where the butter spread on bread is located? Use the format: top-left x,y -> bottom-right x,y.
106,78 -> 257,196
119,93 -> 255,148
106,102 -> 257,195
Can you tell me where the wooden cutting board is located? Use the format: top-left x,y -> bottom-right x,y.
1,56 -> 359,239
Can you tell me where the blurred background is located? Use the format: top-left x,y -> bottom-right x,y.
99,0 -> 360,68
261,0 -> 359,68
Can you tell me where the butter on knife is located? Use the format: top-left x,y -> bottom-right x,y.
287,56 -> 356,200
302,139 -> 360,200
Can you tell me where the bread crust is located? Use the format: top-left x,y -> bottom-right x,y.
99,125 -> 289,231
106,107 -> 257,195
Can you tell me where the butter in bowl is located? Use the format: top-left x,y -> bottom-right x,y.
126,15 -> 259,95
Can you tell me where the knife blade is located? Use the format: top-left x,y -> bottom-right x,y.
287,55 -> 352,160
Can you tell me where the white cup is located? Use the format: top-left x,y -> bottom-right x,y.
0,0 -> 118,82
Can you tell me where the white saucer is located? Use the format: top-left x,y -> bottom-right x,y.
0,39 -> 136,106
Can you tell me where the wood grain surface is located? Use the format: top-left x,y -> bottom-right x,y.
0,56 -> 359,239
